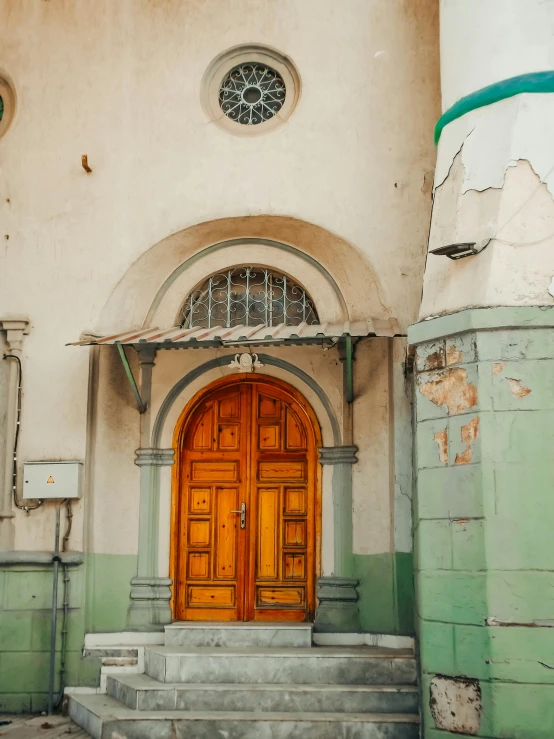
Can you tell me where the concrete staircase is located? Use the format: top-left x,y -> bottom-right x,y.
69,623 -> 419,738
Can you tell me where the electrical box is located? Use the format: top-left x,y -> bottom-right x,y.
22,462 -> 82,500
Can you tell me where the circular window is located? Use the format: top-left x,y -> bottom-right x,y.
0,74 -> 16,138
219,63 -> 286,126
202,45 -> 300,136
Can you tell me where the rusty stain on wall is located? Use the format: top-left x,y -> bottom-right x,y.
492,362 -> 506,376
454,417 -> 480,465
505,377 -> 532,398
419,368 -> 478,414
417,349 -> 444,371
446,344 -> 463,366
434,428 -> 448,465
430,675 -> 482,735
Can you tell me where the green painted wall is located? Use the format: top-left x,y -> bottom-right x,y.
354,552 -> 414,635
0,553 -> 136,712
410,310 -> 554,739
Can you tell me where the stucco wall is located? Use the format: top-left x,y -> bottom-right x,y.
0,0 -> 439,648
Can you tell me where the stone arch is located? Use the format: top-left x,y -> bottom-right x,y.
96,215 -> 389,334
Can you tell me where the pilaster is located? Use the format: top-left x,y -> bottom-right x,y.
316,446 -> 360,632
0,319 -> 30,550
128,447 -> 175,630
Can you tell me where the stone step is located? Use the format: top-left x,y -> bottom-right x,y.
144,646 -> 417,685
69,693 -> 420,739
164,621 -> 313,648
107,673 -> 419,714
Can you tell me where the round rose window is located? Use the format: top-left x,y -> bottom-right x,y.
219,63 -> 286,125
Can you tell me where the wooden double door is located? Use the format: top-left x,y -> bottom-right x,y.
172,376 -> 319,622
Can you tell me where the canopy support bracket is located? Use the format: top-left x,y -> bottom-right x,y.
116,343 -> 147,413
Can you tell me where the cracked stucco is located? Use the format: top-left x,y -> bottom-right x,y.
435,94 -> 554,195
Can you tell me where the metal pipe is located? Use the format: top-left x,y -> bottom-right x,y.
3,354 -> 41,513
56,563 -> 70,709
47,502 -> 62,715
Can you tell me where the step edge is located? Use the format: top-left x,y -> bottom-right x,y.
146,647 -> 415,658
166,622 -> 313,630
69,697 -> 420,724
109,675 -> 419,693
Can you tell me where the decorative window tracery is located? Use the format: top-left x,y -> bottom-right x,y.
181,267 -> 319,329
219,62 -> 286,125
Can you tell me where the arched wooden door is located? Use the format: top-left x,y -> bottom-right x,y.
172,376 -> 320,622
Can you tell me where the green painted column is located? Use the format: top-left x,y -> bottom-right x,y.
409,307 -> 554,738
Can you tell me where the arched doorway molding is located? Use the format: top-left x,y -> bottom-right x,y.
151,354 -> 340,587
128,351 -> 358,631
145,239 -> 346,328
96,215 -> 390,334
152,355 -> 341,449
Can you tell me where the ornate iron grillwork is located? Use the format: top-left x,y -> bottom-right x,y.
219,63 -> 286,125
181,267 -> 319,329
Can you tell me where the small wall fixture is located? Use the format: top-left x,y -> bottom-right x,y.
430,239 -> 491,260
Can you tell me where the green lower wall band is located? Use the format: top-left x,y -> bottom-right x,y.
353,552 -> 414,635
0,552 -> 137,712
435,70 -> 554,144
0,548 -> 415,711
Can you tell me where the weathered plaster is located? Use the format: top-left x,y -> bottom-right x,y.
435,95 -> 554,195
413,320 -> 554,739
421,159 -> 554,318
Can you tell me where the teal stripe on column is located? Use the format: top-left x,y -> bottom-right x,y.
435,70 -> 554,144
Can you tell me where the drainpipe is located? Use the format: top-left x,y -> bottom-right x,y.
0,319 -> 29,550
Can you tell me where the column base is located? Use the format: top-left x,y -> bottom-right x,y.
127,576 -> 172,631
314,576 -> 360,633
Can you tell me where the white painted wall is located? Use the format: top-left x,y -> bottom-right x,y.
0,0 -> 439,561
440,0 -> 554,110
420,1 -> 554,319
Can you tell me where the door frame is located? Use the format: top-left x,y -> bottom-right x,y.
169,373 -> 323,621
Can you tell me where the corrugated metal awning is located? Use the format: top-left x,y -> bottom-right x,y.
70,319 -> 403,348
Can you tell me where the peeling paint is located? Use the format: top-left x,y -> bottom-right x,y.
454,416 -> 480,466
435,94 -> 554,195
486,617 -> 554,628
430,675 -> 482,735
505,377 -> 532,398
492,362 -> 506,376
419,368 -> 478,415
446,344 -> 463,366
416,341 -> 445,371
549,277 -> 554,299
434,428 -> 448,465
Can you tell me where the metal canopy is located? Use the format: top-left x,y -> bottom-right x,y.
69,319 -> 403,348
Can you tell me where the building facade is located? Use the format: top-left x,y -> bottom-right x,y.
0,1 -> 552,737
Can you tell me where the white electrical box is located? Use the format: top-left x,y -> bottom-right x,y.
22,462 -> 82,500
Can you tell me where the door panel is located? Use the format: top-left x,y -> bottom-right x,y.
247,383 -> 314,622
175,379 -> 316,622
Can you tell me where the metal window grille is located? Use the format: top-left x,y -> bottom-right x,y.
219,63 -> 286,125
181,267 -> 319,329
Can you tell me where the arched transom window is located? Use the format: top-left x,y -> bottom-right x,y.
181,267 -> 319,329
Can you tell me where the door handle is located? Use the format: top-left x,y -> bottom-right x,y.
231,502 -> 246,529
